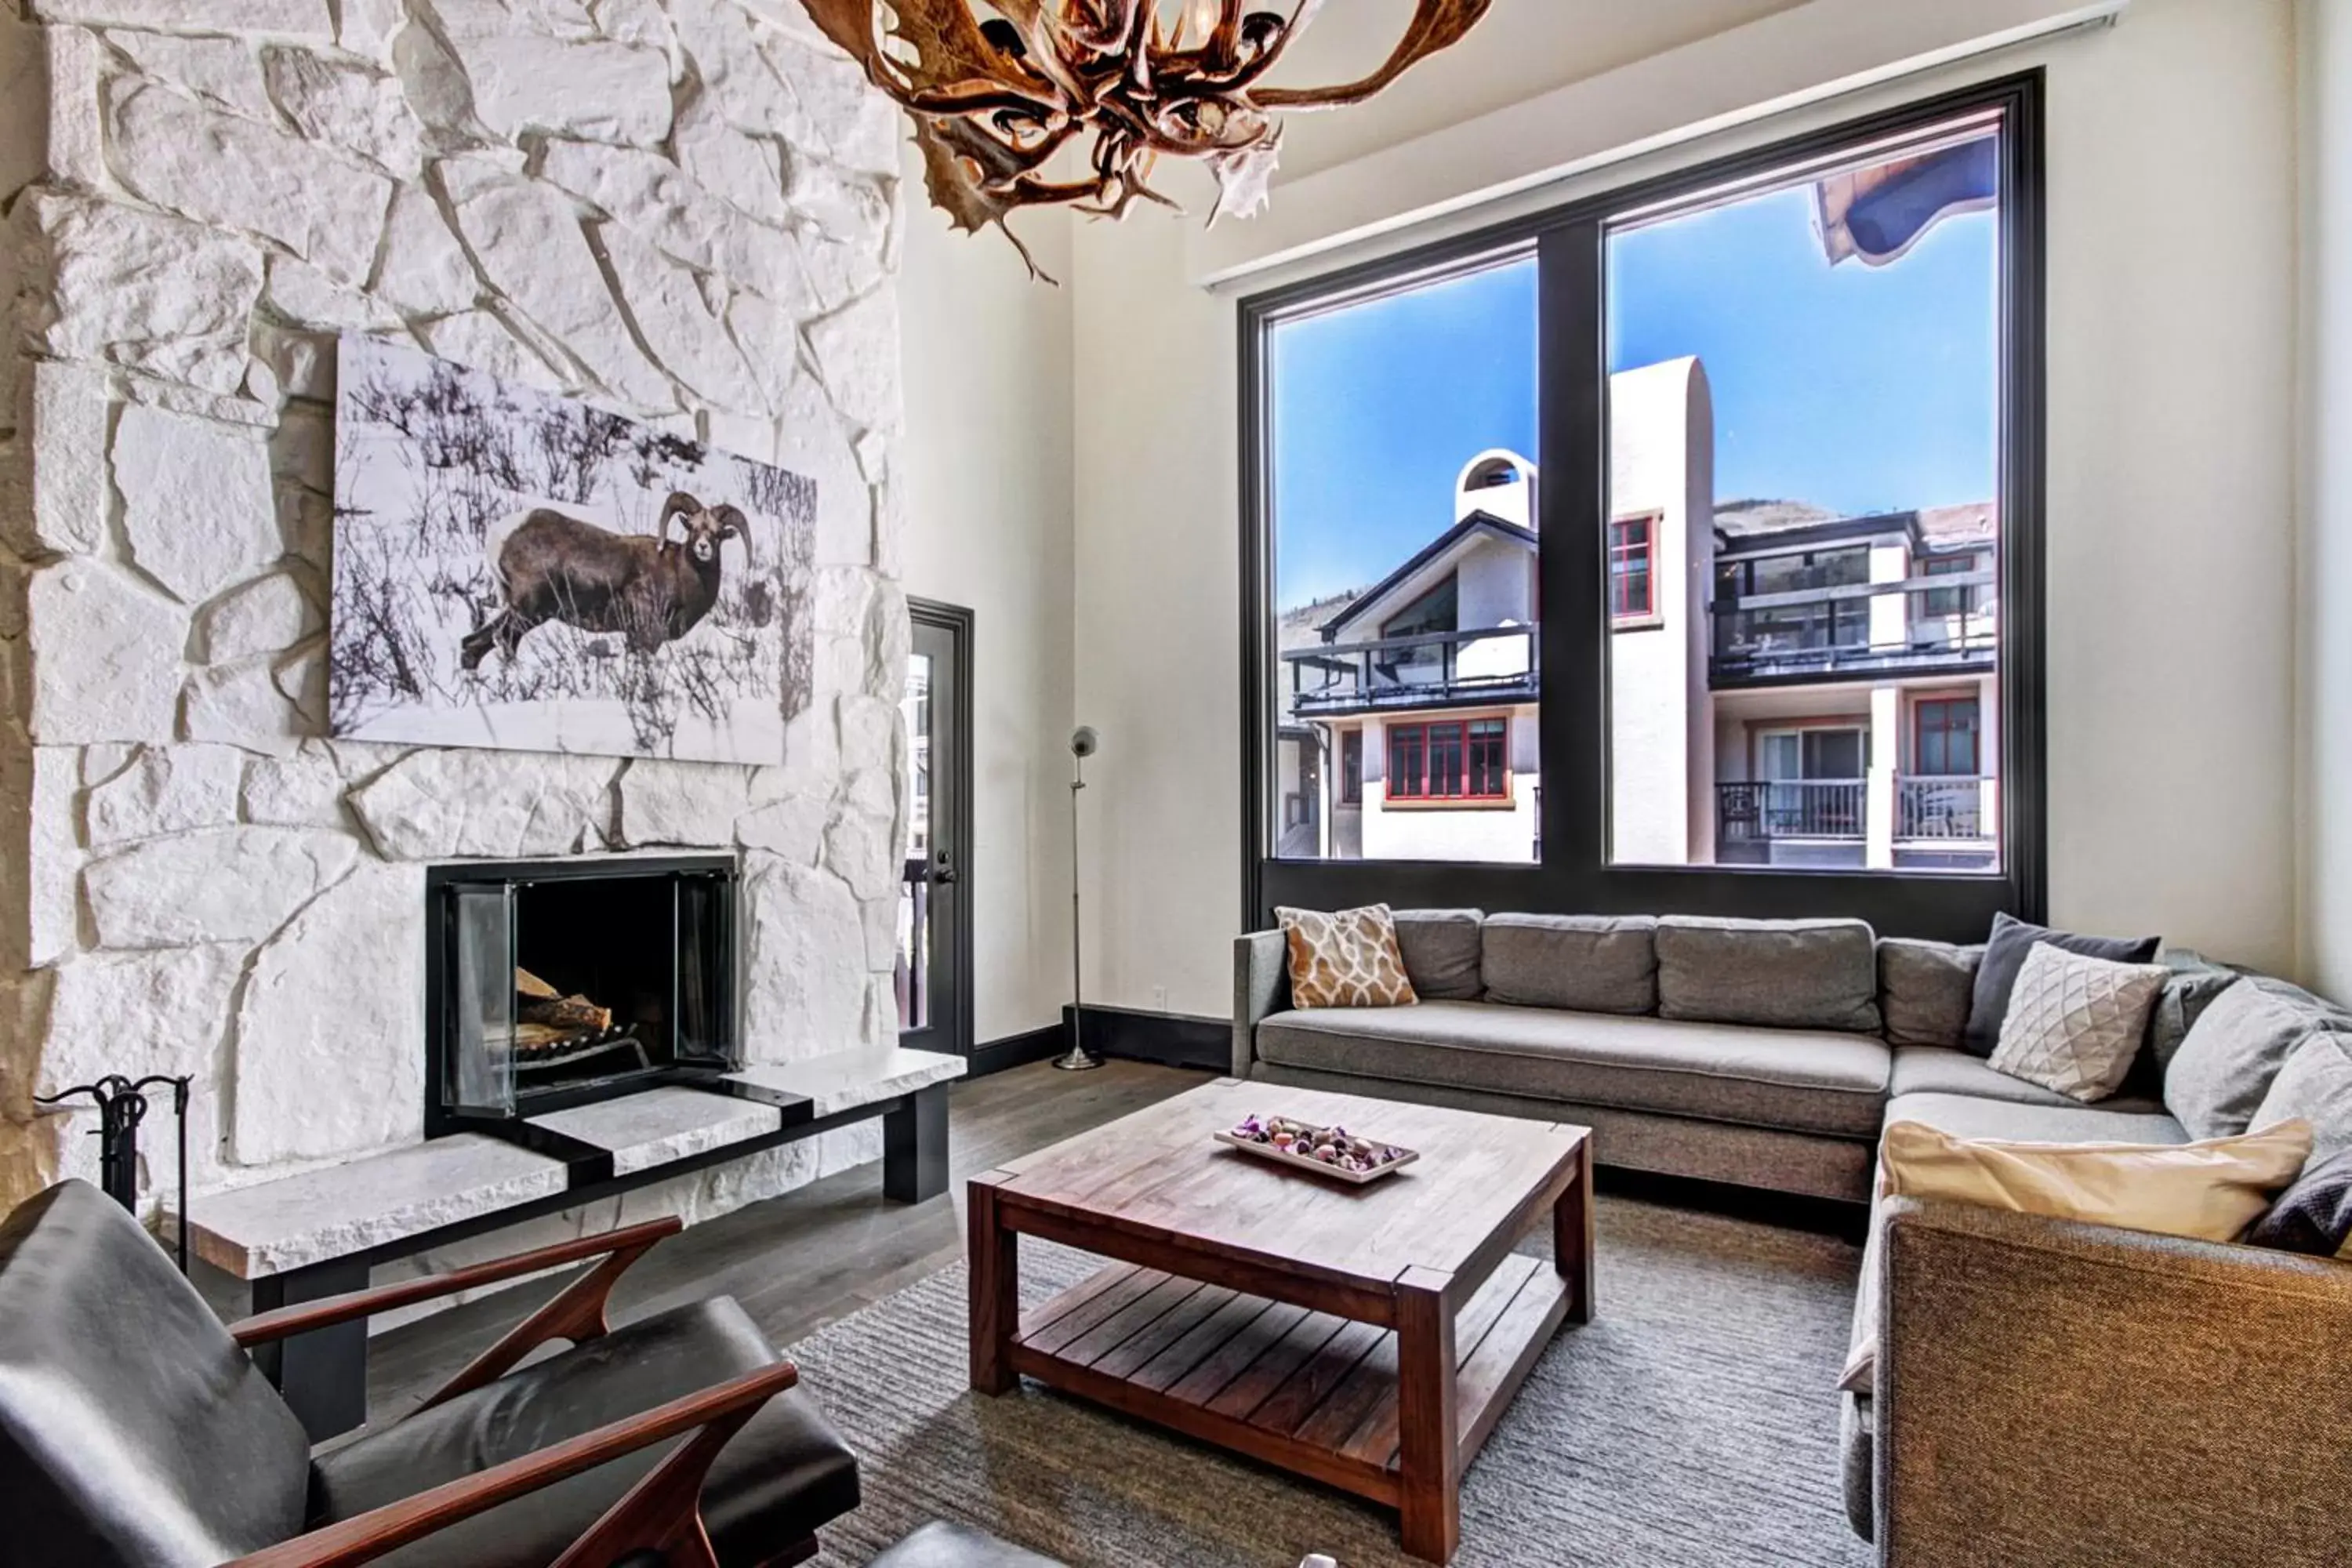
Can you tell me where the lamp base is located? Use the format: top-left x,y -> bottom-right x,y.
1051,1044 -> 1105,1072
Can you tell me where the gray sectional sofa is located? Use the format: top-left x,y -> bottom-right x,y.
1232,911 -> 2352,1563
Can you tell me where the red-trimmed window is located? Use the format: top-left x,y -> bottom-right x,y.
1609,516 -> 1655,619
1387,719 -> 1510,801
1914,696 -> 1980,777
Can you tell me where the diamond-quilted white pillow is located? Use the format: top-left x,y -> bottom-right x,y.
1988,942 -> 2171,1102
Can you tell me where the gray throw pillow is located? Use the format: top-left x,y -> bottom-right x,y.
2165,975 -> 2350,1141
1655,916 -> 1879,1033
1961,913 -> 2160,1056
2249,1029 -> 2352,1164
1390,909 -> 1484,1002
1878,938 -> 1982,1048
1481,914 -> 1657,1014
2148,950 -> 2244,1071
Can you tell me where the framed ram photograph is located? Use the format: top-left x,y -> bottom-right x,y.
327,336 -> 816,764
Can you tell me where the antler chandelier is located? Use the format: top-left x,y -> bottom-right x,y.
797,0 -> 1494,278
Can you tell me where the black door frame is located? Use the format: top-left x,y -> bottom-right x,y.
905,598 -> 975,1058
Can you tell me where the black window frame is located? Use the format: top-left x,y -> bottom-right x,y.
1239,71 -> 2045,943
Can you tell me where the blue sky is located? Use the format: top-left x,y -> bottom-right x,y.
1270,187 -> 1998,610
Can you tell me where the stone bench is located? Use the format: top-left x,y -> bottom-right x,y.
183,1044 -> 965,1439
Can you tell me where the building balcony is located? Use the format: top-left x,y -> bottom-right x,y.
1709,575 -> 1996,688
1716,779 -> 1867,844
1715,775 -> 1998,869
1284,625 -> 1537,719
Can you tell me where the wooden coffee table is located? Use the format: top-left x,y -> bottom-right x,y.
967,1078 -> 1593,1563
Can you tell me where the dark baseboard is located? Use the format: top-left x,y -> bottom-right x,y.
1065,1005 -> 1229,1072
1596,1165 -> 1867,1244
966,1023 -> 1069,1078
967,1008 -> 1229,1077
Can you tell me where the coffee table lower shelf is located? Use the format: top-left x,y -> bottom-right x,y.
1007,1250 -> 1568,1509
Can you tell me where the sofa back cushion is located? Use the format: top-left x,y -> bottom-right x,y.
1656,916 -> 1881,1033
2250,1029 -> 2352,1164
2165,975 -> 2352,1140
1878,938 -> 1982,1048
1481,914 -> 1657,1014
1390,909 -> 1485,1001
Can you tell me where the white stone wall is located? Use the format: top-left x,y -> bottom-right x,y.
0,0 -> 913,1229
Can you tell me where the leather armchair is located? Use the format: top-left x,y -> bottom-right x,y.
0,1180 -> 859,1568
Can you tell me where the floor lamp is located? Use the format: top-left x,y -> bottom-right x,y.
1055,725 -> 1105,1070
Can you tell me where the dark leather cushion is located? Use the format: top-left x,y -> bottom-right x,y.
310,1296 -> 857,1568
871,1520 -> 1069,1567
0,1180 -> 311,1567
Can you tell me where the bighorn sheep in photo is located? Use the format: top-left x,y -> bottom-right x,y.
459,491 -> 748,670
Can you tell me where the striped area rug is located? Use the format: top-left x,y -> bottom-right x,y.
790,1195 -> 1869,1568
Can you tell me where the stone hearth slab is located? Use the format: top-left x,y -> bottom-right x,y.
186,1134 -> 568,1279
527,1086 -> 783,1176
726,1045 -> 967,1117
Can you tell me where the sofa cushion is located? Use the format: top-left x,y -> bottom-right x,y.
1655,916 -> 1881,1033
2249,1029 -> 2352,1163
1889,1047 -> 2165,1116
1880,1091 -> 2190,1147
1987,944 -> 2171,1103
1481,914 -> 1657,1014
1877,938 -> 1981,1049
1256,1000 -> 1889,1138
1390,909 -> 1484,1000
1962,913 -> 2161,1056
2165,975 -> 2350,1140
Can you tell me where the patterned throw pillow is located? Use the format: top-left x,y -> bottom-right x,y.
1278,905 -> 1418,1010
1989,942 -> 2171,1102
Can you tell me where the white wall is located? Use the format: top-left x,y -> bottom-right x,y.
2299,0 -> 2352,994
1071,0 -> 2301,1018
896,172 -> 1077,1043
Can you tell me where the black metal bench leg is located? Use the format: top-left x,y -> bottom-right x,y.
882,1083 -> 949,1203
250,1257 -> 372,1441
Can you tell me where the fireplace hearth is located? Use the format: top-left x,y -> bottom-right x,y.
425,856 -> 739,1138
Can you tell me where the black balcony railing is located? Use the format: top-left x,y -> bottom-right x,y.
1715,779 -> 1866,843
1283,625 -> 1537,717
1710,574 -> 1996,684
1898,775 -> 1991,840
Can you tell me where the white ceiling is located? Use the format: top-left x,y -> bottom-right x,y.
1255,0 -> 1807,180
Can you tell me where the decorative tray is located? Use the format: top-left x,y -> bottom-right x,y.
1214,1115 -> 1420,1185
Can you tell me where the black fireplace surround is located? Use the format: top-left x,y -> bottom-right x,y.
424,855 -> 741,1138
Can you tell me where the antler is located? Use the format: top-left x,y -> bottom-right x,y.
796,0 -> 1491,277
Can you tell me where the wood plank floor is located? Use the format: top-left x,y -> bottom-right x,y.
365,1059 -> 1211,1424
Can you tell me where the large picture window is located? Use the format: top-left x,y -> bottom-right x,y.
1243,74 -> 2042,940
1262,254 -> 1538,864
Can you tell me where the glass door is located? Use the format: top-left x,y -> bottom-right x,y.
898,601 -> 971,1055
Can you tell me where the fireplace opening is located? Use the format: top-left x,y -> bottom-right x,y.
426,856 -> 738,1135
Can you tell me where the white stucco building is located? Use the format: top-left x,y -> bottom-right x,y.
1278,354 -> 2000,871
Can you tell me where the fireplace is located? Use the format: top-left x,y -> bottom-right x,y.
424,856 -> 739,1138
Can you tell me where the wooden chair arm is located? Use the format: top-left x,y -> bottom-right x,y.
220,1359 -> 797,1568
227,1215 -> 681,1347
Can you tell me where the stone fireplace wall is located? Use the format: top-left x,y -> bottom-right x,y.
0,0 -> 912,1232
